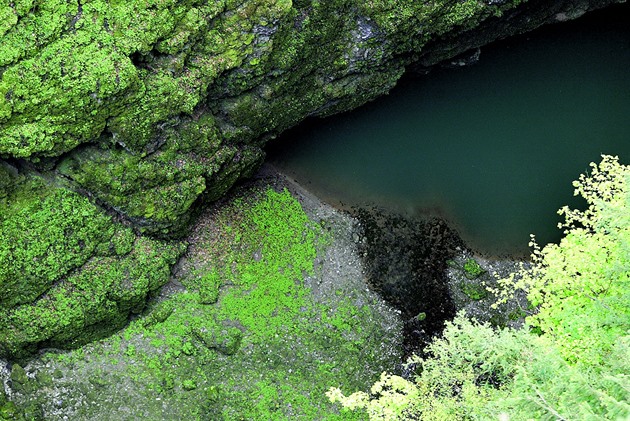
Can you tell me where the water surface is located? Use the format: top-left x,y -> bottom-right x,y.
268,7 -> 630,255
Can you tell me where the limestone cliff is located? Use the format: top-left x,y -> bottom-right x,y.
0,0 -> 623,358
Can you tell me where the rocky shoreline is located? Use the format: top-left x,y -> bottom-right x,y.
262,164 -> 530,354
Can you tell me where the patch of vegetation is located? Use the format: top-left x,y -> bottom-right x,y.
463,258 -> 485,279
0,172 -> 114,309
496,155 -> 630,366
459,281 -> 488,301
0,234 -> 184,360
0,171 -> 185,359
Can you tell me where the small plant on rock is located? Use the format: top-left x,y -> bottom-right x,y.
463,258 -> 484,279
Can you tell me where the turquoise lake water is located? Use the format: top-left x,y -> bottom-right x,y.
268,7 -> 630,255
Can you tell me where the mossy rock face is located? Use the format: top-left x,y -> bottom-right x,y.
56,117 -> 264,236
1,0 -> 617,238
0,235 -> 185,359
0,173 -> 115,309
0,171 -> 186,360
142,301 -> 176,329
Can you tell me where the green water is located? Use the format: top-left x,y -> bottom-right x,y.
268,7 -> 630,255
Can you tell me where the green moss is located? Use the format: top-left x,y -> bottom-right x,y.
198,270 -> 221,304
463,258 -> 485,279
57,115 -> 263,236
0,164 -> 15,205
359,0 -> 523,55
0,401 -> 19,420
0,0 -> 238,158
9,364 -> 32,394
0,33 -> 139,157
142,301 -> 176,328
0,171 -> 186,359
192,321 -> 243,355
0,1 -> 76,67
0,173 -> 115,309
0,0 -> 524,159
460,281 -> 488,301
182,379 -> 197,391
0,234 -> 184,359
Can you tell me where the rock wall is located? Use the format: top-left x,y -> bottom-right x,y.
0,0 -> 624,358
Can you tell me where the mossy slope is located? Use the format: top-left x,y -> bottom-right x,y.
3,187 -> 401,419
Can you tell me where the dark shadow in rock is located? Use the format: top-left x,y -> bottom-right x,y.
352,206 -> 465,358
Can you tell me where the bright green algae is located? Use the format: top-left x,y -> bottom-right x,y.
4,188 -> 402,419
